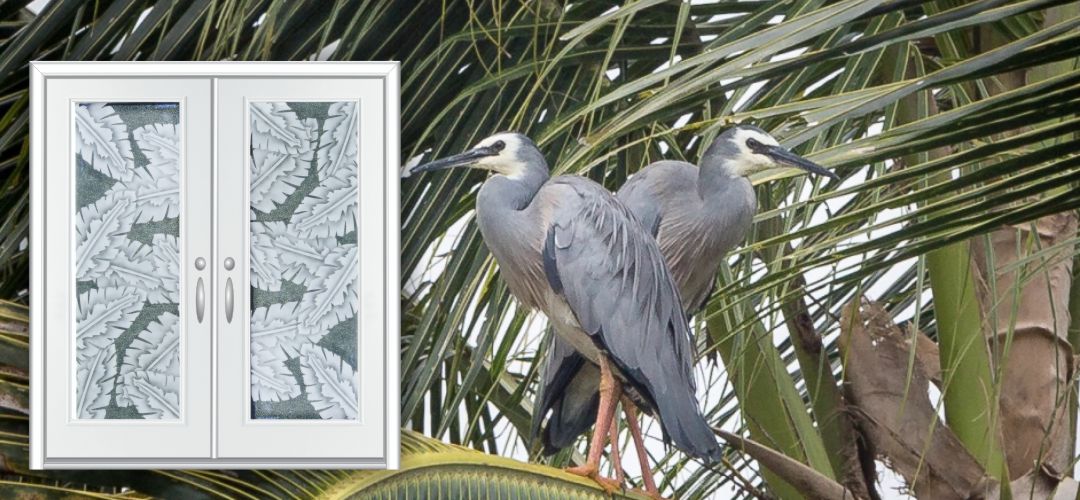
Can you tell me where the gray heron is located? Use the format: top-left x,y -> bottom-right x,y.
531,125 -> 837,496
409,132 -> 723,493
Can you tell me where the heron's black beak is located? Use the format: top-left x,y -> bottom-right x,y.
409,146 -> 499,175
764,146 -> 838,179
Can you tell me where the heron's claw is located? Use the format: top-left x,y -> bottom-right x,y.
565,464 -> 622,495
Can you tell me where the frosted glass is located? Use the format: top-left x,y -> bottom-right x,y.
248,101 -> 359,420
74,102 -> 181,420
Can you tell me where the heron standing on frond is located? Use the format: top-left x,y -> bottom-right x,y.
408,132 -> 723,495
532,124 -> 838,496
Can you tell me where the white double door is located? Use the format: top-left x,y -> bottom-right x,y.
37,68 -> 389,468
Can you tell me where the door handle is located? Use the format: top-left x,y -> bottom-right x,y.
224,257 -> 235,324
195,257 -> 206,323
196,278 -> 205,323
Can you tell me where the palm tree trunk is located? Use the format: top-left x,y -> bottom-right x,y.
1069,254 -> 1080,466
969,6 -> 1079,478
973,213 -> 1076,478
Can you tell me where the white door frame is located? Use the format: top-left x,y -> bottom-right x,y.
30,62 -> 400,469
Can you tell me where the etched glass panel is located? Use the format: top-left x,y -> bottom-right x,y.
248,101 -> 359,420
74,102 -> 181,420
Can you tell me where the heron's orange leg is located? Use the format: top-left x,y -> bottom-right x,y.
623,396 -> 663,499
609,410 -> 625,485
565,356 -> 622,494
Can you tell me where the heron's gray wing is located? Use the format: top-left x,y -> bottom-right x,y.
617,160 -> 714,315
616,160 -> 698,239
541,176 -> 722,462
532,162 -> 700,455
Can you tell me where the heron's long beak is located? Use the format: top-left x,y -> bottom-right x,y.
410,146 -> 498,175
765,146 -> 838,179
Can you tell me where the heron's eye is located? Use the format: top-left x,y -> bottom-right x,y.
491,140 -> 506,152
746,138 -> 762,151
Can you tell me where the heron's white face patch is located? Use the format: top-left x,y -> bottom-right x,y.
473,133 -> 529,179
726,127 -> 781,177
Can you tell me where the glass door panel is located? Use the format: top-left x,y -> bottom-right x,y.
247,101 -> 359,420
74,102 -> 182,421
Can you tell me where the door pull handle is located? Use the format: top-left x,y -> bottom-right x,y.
195,257 -> 207,323
224,257 -> 235,324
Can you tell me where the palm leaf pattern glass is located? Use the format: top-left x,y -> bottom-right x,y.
74,102 -> 181,420
249,101 -> 360,420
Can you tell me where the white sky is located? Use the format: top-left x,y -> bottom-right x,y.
26,0 -> 48,14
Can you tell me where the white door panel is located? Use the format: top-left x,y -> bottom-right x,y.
216,78 -> 386,460
40,77 -> 212,460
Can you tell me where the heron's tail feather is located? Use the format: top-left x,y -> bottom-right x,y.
536,352 -> 601,456
542,394 -> 598,455
656,387 -> 724,464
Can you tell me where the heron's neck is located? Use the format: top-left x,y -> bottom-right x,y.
479,166 -> 549,212
698,158 -> 742,200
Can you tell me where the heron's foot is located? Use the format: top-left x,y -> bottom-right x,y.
593,475 -> 622,495
630,487 -> 668,500
564,462 -> 597,478
565,464 -> 622,495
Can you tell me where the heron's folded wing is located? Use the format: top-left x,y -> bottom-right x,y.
541,177 -> 696,399
537,176 -> 724,462
615,160 -> 699,239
